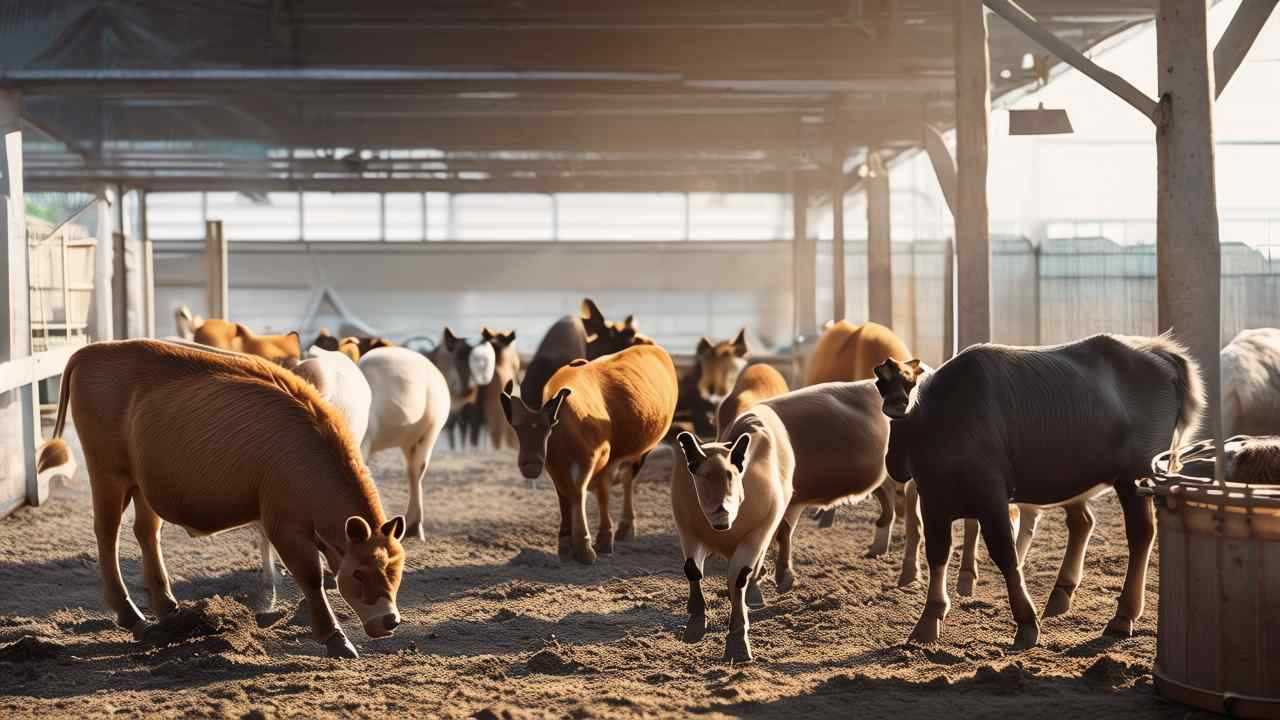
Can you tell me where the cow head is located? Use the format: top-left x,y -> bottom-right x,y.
433,327 -> 496,402
311,329 -> 341,353
874,357 -> 925,420
500,380 -> 570,479
581,298 -> 648,358
481,326 -> 517,352
676,431 -> 751,531
695,328 -> 749,403
316,515 -> 406,639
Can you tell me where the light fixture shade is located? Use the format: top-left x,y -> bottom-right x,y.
1009,105 -> 1074,135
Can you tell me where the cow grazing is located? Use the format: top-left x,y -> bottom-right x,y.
673,330 -> 750,440
502,345 -> 678,563
715,363 -> 789,439
36,340 -> 405,659
673,379 -> 892,662
1222,327 -> 1280,437
521,298 -> 648,411
804,320 -> 912,529
360,346 -> 453,541
192,318 -> 302,368
479,327 -> 520,451
875,333 -> 1203,648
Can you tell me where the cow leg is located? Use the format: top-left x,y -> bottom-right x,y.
1105,485 -> 1155,637
814,507 -> 837,528
682,549 -> 709,643
725,527 -> 771,663
978,505 -> 1039,649
910,509 -> 953,644
898,480 -> 923,587
867,479 -> 895,558
556,491 -> 573,561
403,424 -> 443,542
1015,505 -> 1042,567
1043,501 -> 1095,618
272,529 -> 357,659
255,524 -> 278,612
773,503 -> 804,593
616,455 -> 646,542
570,488 -> 597,565
92,480 -> 147,635
593,477 -> 615,555
957,519 -> 981,596
131,491 -> 179,619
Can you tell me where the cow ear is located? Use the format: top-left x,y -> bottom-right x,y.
345,516 -> 372,544
624,314 -> 636,330
544,387 -> 571,424
381,516 -> 406,541
676,432 -> 706,473
500,380 -> 515,423
823,319 -> 834,331
906,359 -> 922,373
581,298 -> 605,332
503,331 -> 516,346
481,327 -> 494,341
732,328 -> 749,357
442,327 -> 458,351
729,433 -> 751,473
696,337 -> 713,357
873,361 -> 893,382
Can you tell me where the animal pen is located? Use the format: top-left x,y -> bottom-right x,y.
1,2 -> 1279,718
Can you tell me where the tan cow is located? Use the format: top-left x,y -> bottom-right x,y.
36,340 -> 405,659
479,327 -> 520,451
502,345 -> 678,564
715,363 -> 789,438
673,329 -> 750,440
193,318 -> 302,368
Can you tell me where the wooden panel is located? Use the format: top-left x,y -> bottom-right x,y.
1218,536 -> 1260,695
1262,536 -> 1280,694
1156,505 -> 1188,680
1185,526 -> 1221,691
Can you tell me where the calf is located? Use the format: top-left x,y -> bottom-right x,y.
193,318 -> 302,368
674,379 -> 891,662
36,340 -> 405,659
360,346 -> 452,541
502,345 -> 678,563
521,298 -> 648,411
875,333 -> 1203,648
479,327 -> 520,451
715,363 -> 789,438
1221,327 -> 1280,437
673,330 -> 750,440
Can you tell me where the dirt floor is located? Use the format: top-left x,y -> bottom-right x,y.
0,442 -> 1219,719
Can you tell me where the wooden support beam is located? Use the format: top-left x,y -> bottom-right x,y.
1213,0 -> 1278,99
139,191 -> 156,337
1156,0 -> 1223,476
206,220 -> 228,320
866,152 -> 893,328
923,123 -> 958,217
792,173 -> 817,340
831,138 -> 847,324
955,2 -> 992,351
985,0 -> 1159,123
91,188 -> 113,340
112,184 -> 128,339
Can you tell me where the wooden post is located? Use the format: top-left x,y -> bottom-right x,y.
943,237 -> 955,361
831,101 -> 847,323
792,173 -> 816,340
92,187 -> 113,340
955,2 -> 992,351
206,219 -> 228,320
1214,0 -> 1278,99
112,184 -> 128,338
867,151 -> 893,328
139,191 -> 155,337
1156,0 -> 1223,466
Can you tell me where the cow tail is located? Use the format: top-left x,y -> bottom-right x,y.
36,352 -> 77,473
1147,334 -> 1206,459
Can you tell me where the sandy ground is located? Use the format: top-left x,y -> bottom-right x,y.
0,442 -> 1217,719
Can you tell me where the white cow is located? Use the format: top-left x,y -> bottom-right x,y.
359,346 -> 452,542
1222,327 -> 1280,437
295,345 -> 372,448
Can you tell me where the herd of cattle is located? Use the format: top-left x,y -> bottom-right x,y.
31,300 -> 1280,663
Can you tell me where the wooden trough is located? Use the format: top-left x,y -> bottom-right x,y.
1142,436 -> 1280,719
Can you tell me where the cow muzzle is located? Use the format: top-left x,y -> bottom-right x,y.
519,461 -> 544,480
363,610 -> 401,639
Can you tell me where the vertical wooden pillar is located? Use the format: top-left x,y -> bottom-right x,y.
205,220 -> 228,320
1156,0 -> 1222,452
830,101 -> 847,323
92,187 -> 114,340
954,2 -> 992,351
867,151 -> 893,328
112,184 -> 128,338
792,173 -> 817,340
139,191 -> 155,337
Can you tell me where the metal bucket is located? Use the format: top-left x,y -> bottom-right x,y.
1142,436 -> 1280,719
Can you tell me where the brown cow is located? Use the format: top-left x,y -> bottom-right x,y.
36,340 -> 405,658
193,318 -> 302,368
479,327 -> 520,451
715,363 -> 789,439
502,345 -> 678,564
673,329 -> 750,440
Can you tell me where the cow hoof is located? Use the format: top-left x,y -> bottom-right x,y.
864,543 -> 888,559
615,521 -> 636,542
775,568 -> 795,594
957,569 -> 977,597
322,572 -> 337,591
909,616 -> 941,645
130,620 -> 156,642
325,631 -> 359,659
596,531 -> 615,555
816,508 -> 836,529
557,536 -> 573,561
253,590 -> 276,614
683,614 -> 707,643
405,521 -> 426,542
723,632 -> 753,663
1012,622 -> 1040,650
746,579 -> 765,610
572,543 -> 597,565
897,567 -> 920,588
1042,586 -> 1073,618
1103,615 -> 1135,638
